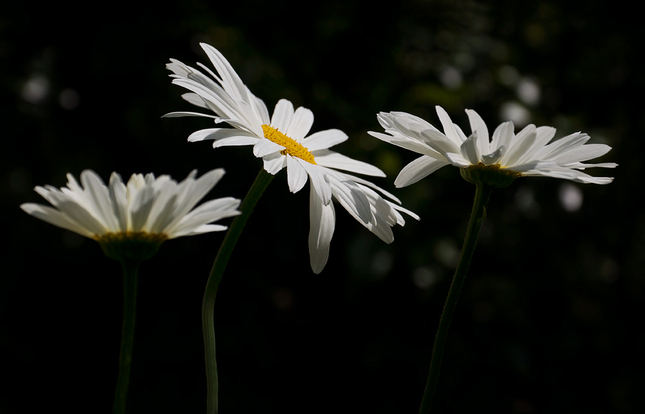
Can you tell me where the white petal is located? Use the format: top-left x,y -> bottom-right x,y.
301,129 -> 348,151
286,156 -> 309,193
551,143 -> 612,164
536,133 -> 589,161
481,146 -> 505,165
166,197 -> 241,238
253,139 -> 284,158
523,167 -> 614,185
314,150 -> 385,177
162,111 -> 219,119
35,183 -> 108,235
129,185 -> 155,232
270,99 -> 294,132
182,223 -> 229,235
199,43 -> 270,125
162,169 -> 226,231
108,172 -> 128,231
143,180 -> 178,233
465,109 -> 490,155
308,185 -> 336,274
394,156 -> 450,187
187,128 -> 256,143
421,129 -> 462,159
368,131 -> 444,159
435,105 -> 464,145
460,134 -> 481,165
213,136 -> 261,148
489,121 -> 515,153
81,170 -> 119,231
20,203 -> 95,238
263,153 -> 287,175
285,106 -> 314,142
301,162 -> 332,205
326,173 -> 373,224
501,128 -> 537,167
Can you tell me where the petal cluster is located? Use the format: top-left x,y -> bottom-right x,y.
20,169 -> 241,240
369,106 -> 617,187
166,43 -> 418,273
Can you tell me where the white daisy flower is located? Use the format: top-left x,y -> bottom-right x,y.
368,106 -> 617,188
165,43 -> 417,273
21,169 -> 241,261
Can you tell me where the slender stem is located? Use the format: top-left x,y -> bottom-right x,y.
419,183 -> 493,414
203,168 -> 274,414
113,259 -> 139,414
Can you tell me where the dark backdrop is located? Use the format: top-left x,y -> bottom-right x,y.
1,1 -> 641,413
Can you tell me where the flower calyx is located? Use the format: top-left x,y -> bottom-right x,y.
460,163 -> 521,188
96,232 -> 168,263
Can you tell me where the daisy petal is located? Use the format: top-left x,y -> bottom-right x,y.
395,156 -> 450,188
301,129 -> 348,151
308,186 -> 336,274
271,99 -> 294,132
286,156 -> 309,193
314,150 -> 385,177
285,106 -> 314,142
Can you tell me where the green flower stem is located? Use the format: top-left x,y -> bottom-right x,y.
203,168 -> 274,414
419,182 -> 493,414
113,259 -> 140,414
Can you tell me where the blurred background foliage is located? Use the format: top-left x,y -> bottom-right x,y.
1,0 -> 641,413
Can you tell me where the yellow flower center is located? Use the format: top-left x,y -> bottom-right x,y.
262,124 -> 316,164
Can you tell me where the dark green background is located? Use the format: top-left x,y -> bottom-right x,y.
1,1 -> 640,413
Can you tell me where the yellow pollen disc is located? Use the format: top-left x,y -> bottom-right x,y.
262,125 -> 316,164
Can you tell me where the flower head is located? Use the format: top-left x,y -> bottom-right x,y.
21,169 -> 241,262
369,106 -> 617,188
165,43 -> 418,273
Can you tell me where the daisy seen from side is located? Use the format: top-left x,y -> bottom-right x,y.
368,106 -> 617,189
20,168 -> 241,261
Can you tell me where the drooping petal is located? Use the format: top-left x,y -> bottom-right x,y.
326,172 -> 373,224
301,161 -> 332,205
286,156 -> 309,194
263,152 -> 288,175
308,185 -> 336,274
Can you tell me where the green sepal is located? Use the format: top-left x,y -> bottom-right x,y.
96,232 -> 167,263
460,163 -> 521,188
